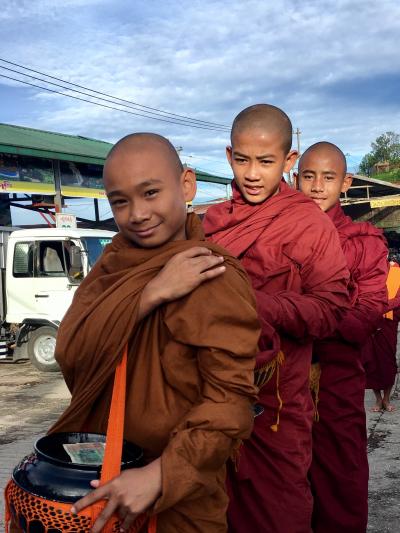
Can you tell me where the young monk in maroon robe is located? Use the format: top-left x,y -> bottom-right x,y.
203,105 -> 350,533
298,141 -> 389,533
366,260 -> 400,412
51,133 -> 265,533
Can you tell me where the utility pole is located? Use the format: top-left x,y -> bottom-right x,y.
295,128 -> 301,156
287,128 -> 302,188
53,160 -> 62,215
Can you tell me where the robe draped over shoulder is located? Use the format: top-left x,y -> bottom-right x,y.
52,213 -> 262,532
310,202 -> 389,533
204,182 -> 350,533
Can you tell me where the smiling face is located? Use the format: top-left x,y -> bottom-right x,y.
104,136 -> 196,248
298,144 -> 352,212
227,128 -> 298,204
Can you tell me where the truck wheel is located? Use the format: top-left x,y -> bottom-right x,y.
28,326 -> 60,372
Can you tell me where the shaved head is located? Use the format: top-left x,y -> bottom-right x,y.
106,132 -> 183,177
299,142 -> 347,175
231,104 -> 293,154
298,141 -> 351,212
103,132 -> 196,248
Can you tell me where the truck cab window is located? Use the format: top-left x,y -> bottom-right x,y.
38,241 -> 66,277
13,242 -> 34,278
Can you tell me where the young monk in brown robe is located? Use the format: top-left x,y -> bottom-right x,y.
298,141 -> 389,533
51,133 -> 264,533
203,105 -> 350,533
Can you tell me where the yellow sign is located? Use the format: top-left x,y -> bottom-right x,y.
61,186 -> 107,199
0,179 -> 56,194
370,197 -> 400,208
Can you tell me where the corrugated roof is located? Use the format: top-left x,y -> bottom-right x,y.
194,169 -> 231,185
0,122 -> 232,185
0,123 -> 113,164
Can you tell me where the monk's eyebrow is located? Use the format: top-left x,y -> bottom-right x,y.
300,168 -> 316,174
233,151 -> 276,159
256,153 -> 276,159
107,179 -> 164,197
300,168 -> 337,175
136,178 -> 164,189
107,189 -> 124,198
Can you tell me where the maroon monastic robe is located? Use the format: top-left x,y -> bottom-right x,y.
310,202 -> 388,533
203,181 -> 350,533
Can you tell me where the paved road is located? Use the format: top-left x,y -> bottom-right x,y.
0,360 -> 70,528
0,361 -> 399,531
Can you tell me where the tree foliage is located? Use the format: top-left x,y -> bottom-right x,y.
359,131 -> 400,175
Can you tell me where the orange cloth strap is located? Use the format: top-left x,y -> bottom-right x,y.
91,345 -> 128,531
91,347 -> 157,533
101,345 -> 128,486
384,266 -> 400,319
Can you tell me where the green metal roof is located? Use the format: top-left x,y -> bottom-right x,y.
0,122 -> 232,185
193,169 -> 231,186
0,123 -> 113,165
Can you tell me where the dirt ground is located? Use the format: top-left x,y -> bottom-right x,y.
0,360 -> 399,531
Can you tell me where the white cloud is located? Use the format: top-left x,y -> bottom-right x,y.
0,0 -> 399,172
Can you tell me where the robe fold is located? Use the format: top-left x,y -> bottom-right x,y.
310,202 -> 389,533
203,181 -> 350,533
51,213 -> 263,533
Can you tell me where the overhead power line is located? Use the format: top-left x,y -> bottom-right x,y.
1,72 -> 232,132
181,153 -> 229,165
0,58 -> 230,132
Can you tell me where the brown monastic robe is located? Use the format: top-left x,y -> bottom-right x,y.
51,214 -> 262,533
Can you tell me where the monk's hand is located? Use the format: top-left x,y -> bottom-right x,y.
70,458 -> 162,533
144,247 -> 226,306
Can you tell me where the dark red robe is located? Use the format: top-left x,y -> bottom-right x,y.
203,181 -> 350,533
310,202 -> 388,533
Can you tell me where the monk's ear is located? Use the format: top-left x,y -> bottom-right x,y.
181,167 -> 197,203
226,145 -> 233,166
283,150 -> 298,173
292,171 -> 299,189
341,173 -> 353,194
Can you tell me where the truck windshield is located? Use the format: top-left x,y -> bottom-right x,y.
81,237 -> 113,267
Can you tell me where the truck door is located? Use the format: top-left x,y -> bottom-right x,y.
34,240 -> 77,321
7,240 -> 38,321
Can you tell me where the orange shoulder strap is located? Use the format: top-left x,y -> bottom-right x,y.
384,266 -> 400,319
92,346 -> 157,533
92,345 -> 128,531
101,344 -> 128,485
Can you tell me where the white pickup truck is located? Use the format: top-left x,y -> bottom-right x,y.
0,227 -> 115,371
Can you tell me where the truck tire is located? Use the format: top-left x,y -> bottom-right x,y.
28,326 -> 60,372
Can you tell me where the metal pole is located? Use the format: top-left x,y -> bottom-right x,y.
53,160 -> 62,214
94,198 -> 100,222
296,128 -> 301,155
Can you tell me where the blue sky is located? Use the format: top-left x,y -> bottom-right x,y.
1,0 -> 400,221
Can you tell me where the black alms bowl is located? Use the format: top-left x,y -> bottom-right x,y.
12,432 -> 144,503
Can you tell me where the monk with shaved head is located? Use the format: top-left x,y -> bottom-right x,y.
298,141 -> 389,533
204,106 -> 350,532
51,132 -> 264,532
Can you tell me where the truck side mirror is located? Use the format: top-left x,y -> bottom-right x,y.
69,245 -> 83,281
70,245 -> 83,270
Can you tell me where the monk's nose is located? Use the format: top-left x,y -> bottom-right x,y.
311,177 -> 325,192
246,162 -> 261,181
129,203 -> 151,223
